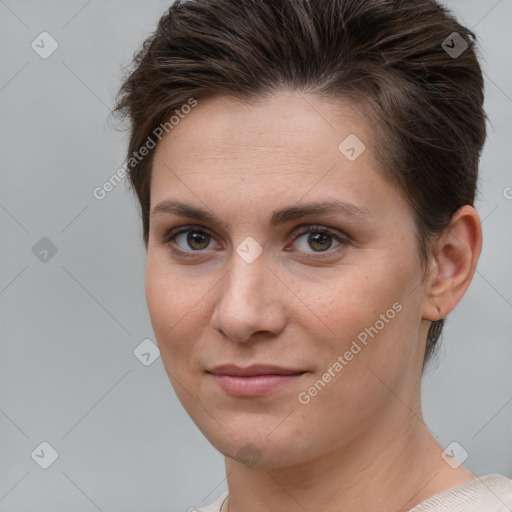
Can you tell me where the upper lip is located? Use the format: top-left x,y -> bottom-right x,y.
207,364 -> 306,376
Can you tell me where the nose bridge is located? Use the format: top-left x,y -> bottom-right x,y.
227,232 -> 267,294
211,241 -> 284,342
224,245 -> 268,312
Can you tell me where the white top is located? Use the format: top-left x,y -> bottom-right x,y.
194,474 -> 512,512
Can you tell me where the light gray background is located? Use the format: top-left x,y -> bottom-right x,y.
1,1 -> 511,511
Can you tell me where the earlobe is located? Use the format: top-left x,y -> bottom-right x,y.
422,205 -> 482,322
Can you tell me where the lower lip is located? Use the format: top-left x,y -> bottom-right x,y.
209,373 -> 306,396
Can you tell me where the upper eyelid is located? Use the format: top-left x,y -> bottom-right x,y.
163,222 -> 345,237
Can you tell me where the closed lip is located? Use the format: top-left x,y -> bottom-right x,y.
206,364 -> 307,377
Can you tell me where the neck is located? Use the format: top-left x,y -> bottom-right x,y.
223,401 -> 475,512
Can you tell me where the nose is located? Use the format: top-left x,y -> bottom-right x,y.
210,251 -> 286,343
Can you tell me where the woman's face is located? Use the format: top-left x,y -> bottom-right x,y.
146,90 -> 431,468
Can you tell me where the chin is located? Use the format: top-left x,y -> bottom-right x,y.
193,416 -> 313,469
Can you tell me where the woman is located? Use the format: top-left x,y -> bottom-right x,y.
113,0 -> 512,510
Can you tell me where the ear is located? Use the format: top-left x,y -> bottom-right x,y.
422,205 -> 482,321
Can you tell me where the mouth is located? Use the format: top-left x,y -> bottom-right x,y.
206,364 -> 308,396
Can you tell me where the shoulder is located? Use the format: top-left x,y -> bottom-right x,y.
408,474 -> 512,512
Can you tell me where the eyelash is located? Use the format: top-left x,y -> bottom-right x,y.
161,224 -> 349,261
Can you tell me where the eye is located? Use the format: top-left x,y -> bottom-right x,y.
163,225 -> 217,257
161,224 -> 349,260
287,225 -> 348,260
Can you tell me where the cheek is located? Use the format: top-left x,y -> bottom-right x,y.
310,256 -> 419,372
145,255 -> 200,359
292,271 -> 417,433
315,263 -> 397,329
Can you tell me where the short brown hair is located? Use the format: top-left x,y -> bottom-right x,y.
112,0 -> 487,371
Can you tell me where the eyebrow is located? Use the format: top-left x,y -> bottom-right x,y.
150,199 -> 371,228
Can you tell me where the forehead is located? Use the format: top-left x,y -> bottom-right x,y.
149,90 -> 407,225
154,90 -> 369,162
